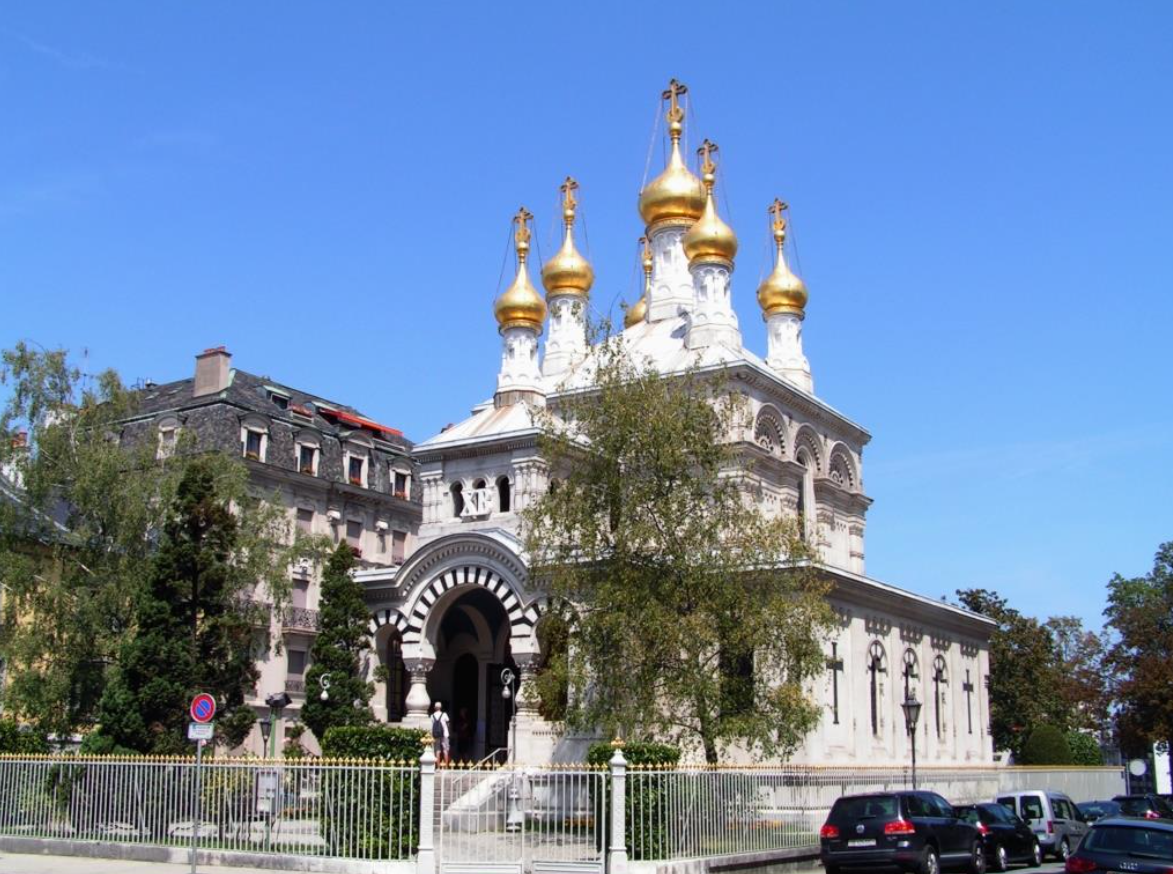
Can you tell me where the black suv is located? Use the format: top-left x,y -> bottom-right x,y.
820,791 -> 986,874
1113,794 -> 1173,820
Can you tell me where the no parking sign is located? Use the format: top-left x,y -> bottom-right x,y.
190,693 -> 216,724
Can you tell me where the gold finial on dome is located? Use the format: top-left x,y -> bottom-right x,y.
682,139 -> 738,267
756,198 -> 808,318
638,79 -> 706,230
541,176 -> 594,298
624,236 -> 652,328
494,206 -> 548,332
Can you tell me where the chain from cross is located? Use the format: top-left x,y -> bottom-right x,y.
640,235 -> 652,271
513,207 -> 533,253
559,176 -> 579,215
662,78 -> 688,125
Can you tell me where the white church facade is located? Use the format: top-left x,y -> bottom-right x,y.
356,81 -> 995,766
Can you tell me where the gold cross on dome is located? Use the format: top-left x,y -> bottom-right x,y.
698,139 -> 718,176
513,207 -> 533,249
560,176 -> 579,214
769,197 -> 789,237
662,78 -> 688,124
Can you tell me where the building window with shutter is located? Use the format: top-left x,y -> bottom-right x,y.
346,520 -> 363,554
296,508 -> 314,534
392,530 -> 406,564
348,456 -> 365,487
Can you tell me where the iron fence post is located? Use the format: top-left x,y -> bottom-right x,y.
608,748 -> 628,874
417,744 -> 437,874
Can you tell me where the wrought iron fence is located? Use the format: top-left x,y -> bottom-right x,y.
0,755 -> 417,861
625,764 -> 1125,862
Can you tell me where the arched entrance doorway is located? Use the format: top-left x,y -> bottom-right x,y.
427,587 -> 516,762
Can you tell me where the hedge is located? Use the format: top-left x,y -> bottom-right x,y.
1019,724 -> 1073,765
587,741 -> 680,860
320,726 -> 427,859
0,719 -> 48,754
1066,730 -> 1104,766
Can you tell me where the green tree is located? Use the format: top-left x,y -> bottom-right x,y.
0,343 -> 299,739
301,544 -> 374,744
956,588 -> 1070,759
1019,724 -> 1073,765
1045,615 -> 1110,735
523,336 -> 833,764
94,458 -> 269,752
1104,542 -> 1173,789
1065,730 -> 1104,765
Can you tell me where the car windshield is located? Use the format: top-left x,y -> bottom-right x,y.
832,795 -> 899,821
1083,826 -> 1173,861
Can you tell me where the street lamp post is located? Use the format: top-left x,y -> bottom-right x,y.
902,694 -> 922,790
260,692 -> 291,853
501,668 -> 523,833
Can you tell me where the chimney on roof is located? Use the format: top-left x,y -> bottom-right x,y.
193,347 -> 232,397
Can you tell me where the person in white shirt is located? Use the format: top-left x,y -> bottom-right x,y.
430,701 -> 451,763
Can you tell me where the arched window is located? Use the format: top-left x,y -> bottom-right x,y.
451,482 -> 464,518
497,476 -> 511,513
386,633 -> 408,722
796,452 -> 814,539
867,641 -> 887,737
902,648 -> 919,698
932,655 -> 949,738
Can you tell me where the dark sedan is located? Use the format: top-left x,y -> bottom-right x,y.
1077,800 -> 1121,823
955,803 -> 1042,871
1064,816 -> 1173,873
1112,794 -> 1173,820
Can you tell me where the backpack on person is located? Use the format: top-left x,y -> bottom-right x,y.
431,712 -> 445,738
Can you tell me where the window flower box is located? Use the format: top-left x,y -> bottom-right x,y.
245,451 -> 261,461
349,476 -> 363,486
300,466 -> 315,475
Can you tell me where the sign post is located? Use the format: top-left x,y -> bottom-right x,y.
188,694 -> 216,874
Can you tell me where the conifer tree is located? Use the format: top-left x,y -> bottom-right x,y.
301,543 -> 373,744
95,458 -> 265,753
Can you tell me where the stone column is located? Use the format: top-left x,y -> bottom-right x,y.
766,311 -> 813,393
403,658 -> 433,729
647,224 -> 695,322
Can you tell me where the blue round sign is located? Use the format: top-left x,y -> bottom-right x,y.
190,693 -> 216,724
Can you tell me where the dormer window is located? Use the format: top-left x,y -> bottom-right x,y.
392,469 -> 410,499
299,445 -> 318,476
348,455 -> 365,487
244,429 -> 264,461
156,417 -> 180,460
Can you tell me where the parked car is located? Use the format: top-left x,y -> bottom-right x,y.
820,791 -> 986,874
1077,800 -> 1122,822
994,790 -> 1088,861
955,803 -> 1043,871
1064,816 -> 1173,873
1112,794 -> 1173,820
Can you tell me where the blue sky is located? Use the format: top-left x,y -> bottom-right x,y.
3,3 -> 1170,630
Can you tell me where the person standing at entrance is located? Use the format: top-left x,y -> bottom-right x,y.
431,702 -> 451,764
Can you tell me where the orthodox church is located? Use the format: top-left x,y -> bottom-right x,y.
357,81 -> 995,765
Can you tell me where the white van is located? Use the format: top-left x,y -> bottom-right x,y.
994,790 -> 1089,861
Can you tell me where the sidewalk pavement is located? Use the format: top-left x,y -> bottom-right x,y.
0,853 -> 278,874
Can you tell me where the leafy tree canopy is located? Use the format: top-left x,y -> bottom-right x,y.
0,343 -> 302,739
523,335 -> 834,763
956,588 -> 1071,758
1105,541 -> 1173,786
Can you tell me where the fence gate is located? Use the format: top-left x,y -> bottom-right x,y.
435,765 -> 606,874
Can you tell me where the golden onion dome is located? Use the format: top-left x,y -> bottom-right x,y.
757,198 -> 808,318
494,207 -> 547,332
682,139 -> 738,267
541,177 -> 594,298
638,80 -> 705,229
624,236 -> 653,328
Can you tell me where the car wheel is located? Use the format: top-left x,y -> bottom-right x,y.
920,845 -> 940,874
992,843 -> 1009,872
823,865 -> 839,874
967,840 -> 987,874
1056,837 -> 1070,862
1027,840 -> 1042,868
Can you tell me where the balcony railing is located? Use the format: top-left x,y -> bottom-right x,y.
286,677 -> 306,695
281,607 -> 320,632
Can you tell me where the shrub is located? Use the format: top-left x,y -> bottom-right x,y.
587,741 -> 680,860
1066,730 -> 1104,766
320,726 -> 426,859
1019,724 -> 1073,765
0,719 -> 48,754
